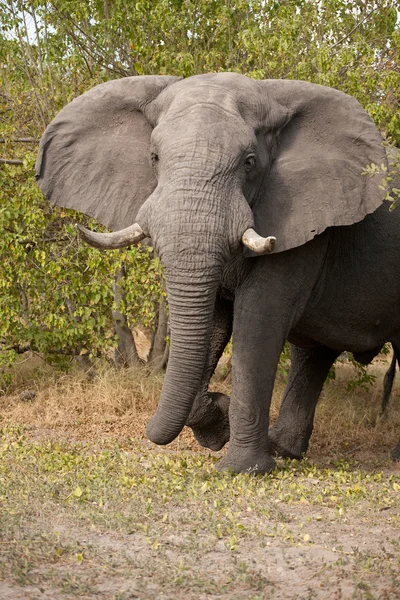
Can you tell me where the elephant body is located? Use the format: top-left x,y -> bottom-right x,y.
291,205 -> 399,354
35,72 -> 399,473
188,200 -> 400,465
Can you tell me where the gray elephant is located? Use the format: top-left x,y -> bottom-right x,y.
35,73 -> 400,473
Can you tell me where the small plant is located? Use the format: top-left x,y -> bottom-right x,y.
363,136 -> 400,211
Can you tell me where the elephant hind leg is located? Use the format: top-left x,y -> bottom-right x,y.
268,344 -> 340,459
381,341 -> 400,461
381,341 -> 400,417
392,440 -> 400,461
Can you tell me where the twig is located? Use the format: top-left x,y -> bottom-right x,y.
9,0 -> 47,128
329,7 -> 378,52
1,343 -> 101,357
65,27 -> 129,77
103,0 -> 110,20
0,138 -> 39,143
342,443 -> 368,457
0,158 -> 23,165
31,7 -> 44,77
17,237 -> 70,247
283,5 -> 380,79
59,9 -> 130,77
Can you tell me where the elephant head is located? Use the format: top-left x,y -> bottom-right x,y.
36,73 -> 385,446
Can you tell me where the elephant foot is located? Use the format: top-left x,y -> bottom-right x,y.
392,441 -> 400,461
187,392 -> 230,451
216,447 -> 276,475
267,425 -> 309,460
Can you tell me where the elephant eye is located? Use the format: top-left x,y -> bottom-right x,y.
151,152 -> 159,165
244,154 -> 256,172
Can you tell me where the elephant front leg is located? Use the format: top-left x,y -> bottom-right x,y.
268,344 -> 340,459
186,296 -> 233,451
217,291 -> 288,474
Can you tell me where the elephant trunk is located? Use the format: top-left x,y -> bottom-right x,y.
146,266 -> 221,444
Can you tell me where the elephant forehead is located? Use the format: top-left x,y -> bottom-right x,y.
152,112 -> 256,156
178,72 -> 261,98
168,86 -> 240,117
154,73 -> 263,123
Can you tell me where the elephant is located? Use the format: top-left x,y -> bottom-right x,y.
35,72 -> 400,474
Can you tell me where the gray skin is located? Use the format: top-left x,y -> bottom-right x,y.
35,72 -> 399,474
189,316 -> 400,462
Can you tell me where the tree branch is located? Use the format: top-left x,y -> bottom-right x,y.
64,26 -> 129,77
0,138 -> 39,144
329,7 -> 378,52
0,158 -> 23,165
1,342 -> 101,357
9,0 -> 48,127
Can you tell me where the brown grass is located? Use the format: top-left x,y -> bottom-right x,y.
0,360 -> 162,444
308,358 -> 400,456
0,352 -> 399,458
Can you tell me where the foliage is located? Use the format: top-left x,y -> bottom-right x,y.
364,136 -> 400,210
2,0 -> 396,137
0,157 -> 163,374
277,342 -> 291,382
0,0 -> 399,377
344,358 -> 378,393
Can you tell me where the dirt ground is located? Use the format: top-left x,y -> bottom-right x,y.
0,353 -> 399,599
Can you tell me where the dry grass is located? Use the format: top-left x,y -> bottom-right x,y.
0,351 -> 399,459
306,358 -> 400,458
0,360 -> 162,444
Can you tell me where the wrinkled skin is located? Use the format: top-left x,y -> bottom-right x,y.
36,73 -> 399,474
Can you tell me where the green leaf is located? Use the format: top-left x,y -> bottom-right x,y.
73,486 -> 83,498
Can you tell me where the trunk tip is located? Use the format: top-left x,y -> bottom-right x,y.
146,417 -> 180,445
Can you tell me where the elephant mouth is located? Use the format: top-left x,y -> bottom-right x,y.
198,438 -> 227,452
187,392 -> 231,452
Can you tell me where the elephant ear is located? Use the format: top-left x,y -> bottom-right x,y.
36,75 -> 181,230
254,80 -> 387,253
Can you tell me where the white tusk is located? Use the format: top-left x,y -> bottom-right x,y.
242,228 -> 276,255
76,222 -> 147,249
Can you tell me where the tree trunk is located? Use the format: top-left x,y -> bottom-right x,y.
103,0 -> 110,20
65,299 -> 97,379
213,354 -> 232,382
148,295 -> 169,373
112,266 -> 141,368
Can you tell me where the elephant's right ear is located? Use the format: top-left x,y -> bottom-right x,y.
35,75 -> 181,230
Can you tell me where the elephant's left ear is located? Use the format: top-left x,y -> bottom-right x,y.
254,80 -> 387,253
